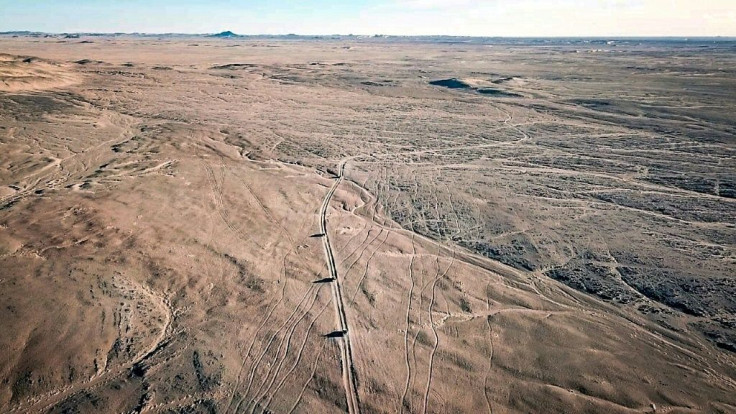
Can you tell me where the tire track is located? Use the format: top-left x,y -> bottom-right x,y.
240,176 -> 296,246
348,229 -> 390,306
408,251 -> 427,403
337,223 -> 372,263
224,161 -> 314,413
233,284 -> 317,413
342,228 -> 384,284
246,285 -> 322,413
225,251 -> 291,413
400,234 -> 417,413
261,298 -> 332,412
287,341 -> 327,414
483,311 -> 495,414
422,251 -> 455,414
203,163 -> 264,250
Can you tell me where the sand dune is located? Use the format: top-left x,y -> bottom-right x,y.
0,54 -> 80,92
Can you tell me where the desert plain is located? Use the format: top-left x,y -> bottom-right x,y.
0,35 -> 735,413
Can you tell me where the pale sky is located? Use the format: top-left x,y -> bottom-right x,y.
1,0 -> 734,36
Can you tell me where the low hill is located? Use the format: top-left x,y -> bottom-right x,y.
208,30 -> 240,38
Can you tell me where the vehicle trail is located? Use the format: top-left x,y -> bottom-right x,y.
335,221 -> 371,266
287,341 -> 328,414
225,222 -> 304,413
246,285 -> 323,413
349,230 -> 390,305
261,298 -> 332,412
240,176 -> 296,246
400,234 -> 417,413
223,166 -> 318,414
484,309 -> 495,414
320,158 -> 360,414
422,249 -> 455,414
342,228 -> 384,284
233,284 -> 317,413
409,251 -> 427,401
203,163 -> 264,250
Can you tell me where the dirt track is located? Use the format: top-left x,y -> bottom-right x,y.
319,158 -> 360,413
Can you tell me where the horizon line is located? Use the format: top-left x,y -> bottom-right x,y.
2,30 -> 736,39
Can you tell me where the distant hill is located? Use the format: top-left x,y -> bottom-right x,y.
208,31 -> 241,38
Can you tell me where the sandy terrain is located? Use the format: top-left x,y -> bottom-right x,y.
0,36 -> 734,413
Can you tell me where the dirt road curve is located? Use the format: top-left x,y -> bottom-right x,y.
320,159 -> 360,414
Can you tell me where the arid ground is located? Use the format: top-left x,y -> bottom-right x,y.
1,36 -> 734,413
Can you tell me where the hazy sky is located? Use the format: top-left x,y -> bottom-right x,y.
1,0 -> 734,36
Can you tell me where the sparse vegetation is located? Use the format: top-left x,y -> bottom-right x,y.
459,297 -> 472,313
